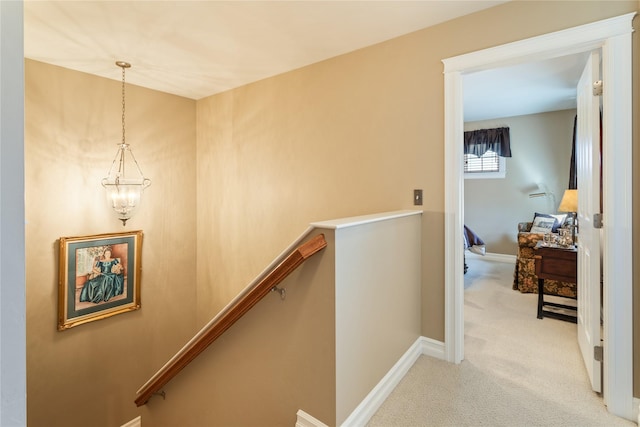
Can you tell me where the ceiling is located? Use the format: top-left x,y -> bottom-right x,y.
23,1 -> 586,121
463,51 -> 589,121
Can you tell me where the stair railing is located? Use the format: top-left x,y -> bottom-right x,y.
134,229 -> 327,406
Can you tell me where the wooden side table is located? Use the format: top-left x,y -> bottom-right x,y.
533,243 -> 577,323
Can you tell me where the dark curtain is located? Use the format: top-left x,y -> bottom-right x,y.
463,127 -> 511,158
569,112 -> 603,193
568,115 -> 577,189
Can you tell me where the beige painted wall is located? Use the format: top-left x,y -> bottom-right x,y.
25,60 -> 197,426
196,0 -> 637,345
23,1 -> 640,426
143,212 -> 421,426
141,231 -> 337,426
195,50 -> 437,328
465,110 -> 576,255
195,0 -> 639,413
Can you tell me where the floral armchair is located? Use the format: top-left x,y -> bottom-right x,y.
512,221 -> 577,297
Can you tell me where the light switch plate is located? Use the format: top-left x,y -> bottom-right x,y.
414,189 -> 423,206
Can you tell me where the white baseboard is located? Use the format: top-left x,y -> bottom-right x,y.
120,416 -> 141,427
467,251 -> 516,263
296,410 -> 329,427
339,336 -> 446,426
633,397 -> 640,425
340,337 -> 424,426
420,336 -> 446,360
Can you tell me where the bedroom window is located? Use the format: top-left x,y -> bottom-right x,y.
463,127 -> 510,180
464,150 -> 506,179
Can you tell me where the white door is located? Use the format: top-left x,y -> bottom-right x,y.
576,50 -> 602,393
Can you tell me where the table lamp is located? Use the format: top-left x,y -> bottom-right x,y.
558,189 -> 578,244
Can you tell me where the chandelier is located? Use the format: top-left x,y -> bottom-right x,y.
102,61 -> 151,225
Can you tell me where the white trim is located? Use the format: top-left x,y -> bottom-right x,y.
340,337 -> 424,426
120,416 -> 141,427
444,69 -> 465,364
443,12 -> 635,421
442,13 -> 636,73
600,29 -> 634,418
296,410 -> 329,427
311,210 -> 422,230
298,337 -> 444,427
633,398 -> 640,425
419,336 -> 446,360
466,252 -> 516,264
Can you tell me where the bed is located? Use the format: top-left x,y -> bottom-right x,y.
463,225 -> 486,274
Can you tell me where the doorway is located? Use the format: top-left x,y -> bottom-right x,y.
443,13 -> 634,420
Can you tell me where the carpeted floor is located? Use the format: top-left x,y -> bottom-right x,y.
367,256 -> 635,427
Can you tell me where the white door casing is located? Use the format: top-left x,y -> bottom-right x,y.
576,50 -> 602,393
443,13 -> 635,420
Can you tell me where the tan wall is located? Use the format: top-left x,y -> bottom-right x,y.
196,0 -> 637,346
143,211 -> 421,427
195,0 -> 639,414
23,1 -> 640,426
142,231 -> 337,427
465,110 -> 576,255
25,60 -> 197,427
194,51 -> 437,327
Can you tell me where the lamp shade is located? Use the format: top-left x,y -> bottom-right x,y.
558,189 -> 578,212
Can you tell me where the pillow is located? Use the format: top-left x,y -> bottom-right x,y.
550,213 -> 568,228
530,215 -> 557,233
533,212 -> 567,232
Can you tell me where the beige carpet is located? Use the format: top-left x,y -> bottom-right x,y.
367,256 -> 635,427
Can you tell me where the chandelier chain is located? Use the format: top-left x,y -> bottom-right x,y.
121,65 -> 126,146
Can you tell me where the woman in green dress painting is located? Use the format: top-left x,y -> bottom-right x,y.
79,247 -> 124,303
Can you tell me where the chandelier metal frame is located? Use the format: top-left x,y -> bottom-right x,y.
101,61 -> 151,225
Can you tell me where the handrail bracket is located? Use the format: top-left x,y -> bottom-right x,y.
271,286 -> 286,301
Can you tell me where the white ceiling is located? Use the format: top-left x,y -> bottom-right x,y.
23,0 -> 585,121
463,52 -> 589,121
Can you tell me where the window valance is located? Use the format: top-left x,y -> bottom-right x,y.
463,127 -> 511,158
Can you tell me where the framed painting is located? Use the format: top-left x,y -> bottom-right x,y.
58,230 -> 143,330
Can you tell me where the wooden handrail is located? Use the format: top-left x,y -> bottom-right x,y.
134,233 -> 327,406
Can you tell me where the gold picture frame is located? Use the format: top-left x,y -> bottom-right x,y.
58,230 -> 143,330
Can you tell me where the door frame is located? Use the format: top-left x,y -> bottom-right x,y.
442,12 -> 635,420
